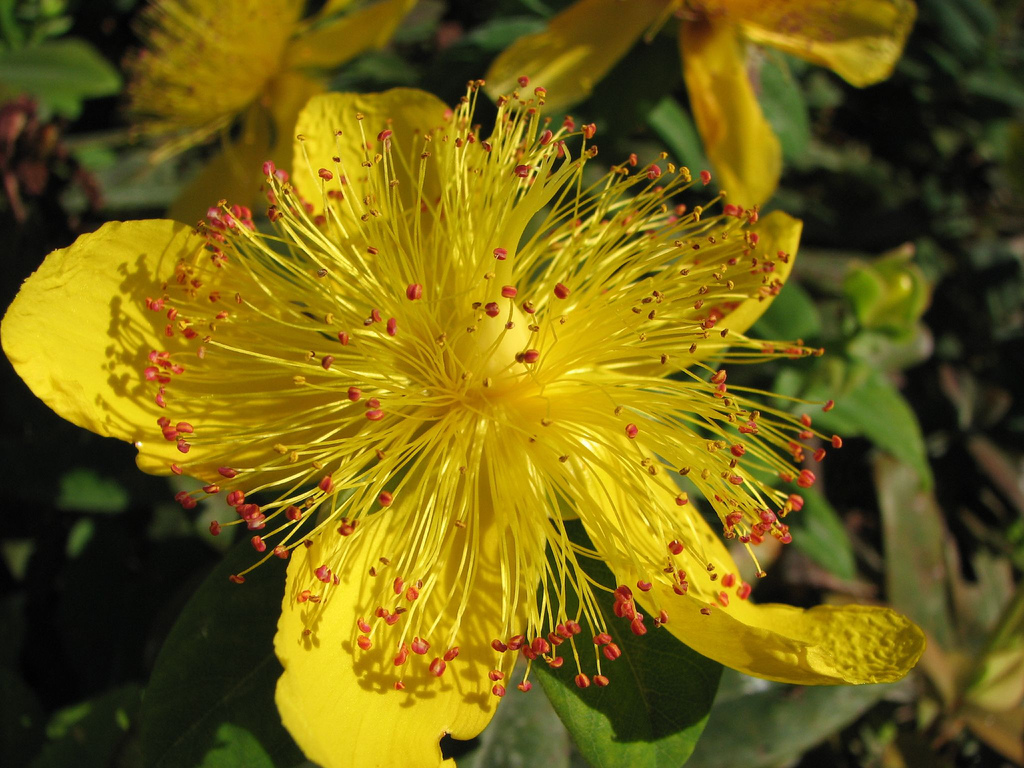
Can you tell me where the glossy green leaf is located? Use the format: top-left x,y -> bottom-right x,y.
536,521 -> 721,768
0,38 -> 120,118
751,279 -> 821,341
197,724 -> 276,768
687,670 -> 892,768
140,540 -> 303,768
786,483 -> 857,580
29,685 -> 141,768
757,52 -> 811,164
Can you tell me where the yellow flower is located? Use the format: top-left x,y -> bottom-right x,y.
2,84 -> 924,768
127,0 -> 416,222
486,0 -> 917,206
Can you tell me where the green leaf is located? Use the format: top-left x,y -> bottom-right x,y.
875,454 -> 955,649
535,521 -> 721,768
757,52 -> 811,164
197,724 -> 276,768
0,38 -> 120,118
808,362 -> 933,489
786,483 -> 857,581
29,685 -> 142,768
140,540 -> 303,768
751,280 -> 821,341
687,670 -> 892,768
56,468 -> 129,514
647,96 -> 708,171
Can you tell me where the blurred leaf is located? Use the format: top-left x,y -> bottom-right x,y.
65,518 -> 95,559
647,96 -> 708,171
330,49 -> 419,91
962,704 -> 1024,766
56,468 -> 129,514
843,250 -> 930,336
810,362 -> 933,489
536,522 -> 721,768
0,38 -> 120,118
752,280 -> 821,341
0,539 -> 33,581
0,667 -> 44,768
140,539 -> 301,768
875,454 -> 955,649
786,483 -> 857,580
758,52 -> 811,164
688,669 -> 893,768
456,15 -> 546,52
197,724 -> 275,768
28,685 -> 141,768
460,664 -> 571,768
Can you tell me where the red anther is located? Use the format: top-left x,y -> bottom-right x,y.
565,620 -> 582,635
492,684 -> 506,697
340,387 -> 360,404
318,168 -> 334,181
209,521 -> 221,536
728,474 -> 745,486
531,637 -> 550,655
428,657 -> 447,677
507,634 -> 525,651
602,643 -> 622,661
779,471 -> 793,483
411,637 -> 430,655
554,282 -> 570,299
700,607 -> 712,616
176,439 -> 190,454
443,647 -> 460,662
218,467 -> 238,478
514,164 -> 531,178
394,645 -> 410,666
521,349 -> 540,364
484,301 -> 500,318
405,586 -> 419,600
547,631 -> 564,647
624,423 -> 639,439
224,490 -> 244,507
630,616 -> 647,636
228,574 -> 245,584
357,635 -> 372,650
800,413 -> 813,427
813,448 -> 827,462
593,632 -> 612,645
779,532 -> 793,544
538,129 -> 553,146
250,535 -> 266,552
615,584 -> 633,601
636,580 -> 652,592
319,475 -> 334,493
647,165 -> 662,180
737,583 -> 752,600
797,469 -> 816,488
366,409 -> 384,421
357,618 -> 372,633
574,673 -> 591,689
517,75 -> 530,87
823,399 -> 835,412
286,505 -> 303,521
488,669 -> 504,681
548,656 -> 564,669
393,577 -> 404,595
668,540 -> 684,555
297,590 -> 311,603
369,308 -> 382,324
659,610 -> 669,625
491,639 -> 508,653
262,160 -> 275,176
170,464 -> 182,475
162,426 -> 178,441
581,123 -> 596,139
375,607 -> 388,618
315,565 -> 332,583
594,675 -> 610,687
831,435 -> 843,448
338,331 -> 350,346
377,129 -> 393,142
721,573 -> 736,588
493,247 -> 508,260
798,430 -> 814,440
321,354 -> 335,370
394,681 -> 405,691
406,283 -> 423,301
378,491 -> 393,507
518,680 -> 533,692
700,169 -> 712,185
386,317 -> 397,336
730,444 -> 746,457
202,484 -> 220,494
556,623 -> 571,639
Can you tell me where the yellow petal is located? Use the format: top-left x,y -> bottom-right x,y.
580,461 -> 925,685
1,220 -> 199,469
168,105 -> 272,224
679,20 -> 782,207
714,210 -> 801,338
287,0 -> 417,70
734,0 -> 917,87
485,0 -> 669,113
275,510 -> 512,768
291,88 -> 448,215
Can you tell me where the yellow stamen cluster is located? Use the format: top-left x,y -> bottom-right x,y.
143,82 -> 833,691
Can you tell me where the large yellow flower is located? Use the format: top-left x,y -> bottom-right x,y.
486,0 -> 916,206
127,0 -> 415,222
3,84 -> 924,767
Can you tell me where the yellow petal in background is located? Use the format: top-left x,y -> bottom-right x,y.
288,0 -> 417,70
485,0 -> 669,113
679,20 -> 782,207
1,220 -> 199,466
291,88 -> 448,214
735,0 -> 917,87
275,510 -> 512,768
